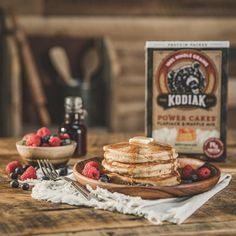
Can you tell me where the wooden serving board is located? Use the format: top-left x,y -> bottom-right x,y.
73,157 -> 221,199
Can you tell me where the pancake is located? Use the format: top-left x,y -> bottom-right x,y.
107,172 -> 180,186
103,140 -> 176,163
102,159 -> 178,178
104,151 -> 178,163
102,136 -> 180,186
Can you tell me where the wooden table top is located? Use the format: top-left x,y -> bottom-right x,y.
0,131 -> 236,236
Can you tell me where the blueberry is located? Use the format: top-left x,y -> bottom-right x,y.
10,180 -> 19,188
14,167 -> 24,175
61,139 -> 71,146
58,167 -> 68,176
191,174 -> 198,182
42,176 -> 49,180
99,174 -> 110,183
182,179 -> 193,184
22,183 -> 30,191
41,136 -> 50,144
10,172 -> 18,180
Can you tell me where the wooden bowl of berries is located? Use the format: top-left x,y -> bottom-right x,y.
16,127 -> 76,166
73,157 -> 221,199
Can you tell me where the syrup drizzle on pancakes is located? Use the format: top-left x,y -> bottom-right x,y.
102,137 -> 180,186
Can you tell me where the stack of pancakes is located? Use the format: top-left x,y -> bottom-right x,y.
102,137 -> 180,186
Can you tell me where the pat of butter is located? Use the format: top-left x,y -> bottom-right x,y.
129,136 -> 154,145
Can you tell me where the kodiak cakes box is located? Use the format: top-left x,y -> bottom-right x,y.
145,41 -> 229,161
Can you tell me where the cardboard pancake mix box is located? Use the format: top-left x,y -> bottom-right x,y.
145,41 -> 229,161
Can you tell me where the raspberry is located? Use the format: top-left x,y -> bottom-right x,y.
26,134 -> 41,147
82,167 -> 88,176
182,164 -> 195,179
84,161 -> 100,171
82,166 -> 100,180
6,161 -> 22,174
59,133 -> 70,140
49,136 -> 61,147
20,166 -> 37,181
197,167 -> 211,179
36,127 -> 51,137
22,133 -> 35,141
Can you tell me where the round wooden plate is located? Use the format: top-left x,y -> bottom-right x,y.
73,157 -> 221,199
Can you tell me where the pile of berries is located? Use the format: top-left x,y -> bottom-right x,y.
6,160 -> 69,190
82,161 -> 110,183
5,160 -> 37,190
22,127 -> 71,147
181,164 -> 212,183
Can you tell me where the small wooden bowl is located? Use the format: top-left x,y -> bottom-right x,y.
16,141 -> 77,166
73,157 -> 221,199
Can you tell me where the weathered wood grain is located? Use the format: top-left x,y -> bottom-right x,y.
0,12 -> 22,137
0,132 -> 235,235
17,17 -> 236,45
0,171 -> 235,235
13,14 -> 51,126
0,0 -> 44,15
103,38 -> 121,132
2,0 -> 236,18
44,0 -> 236,17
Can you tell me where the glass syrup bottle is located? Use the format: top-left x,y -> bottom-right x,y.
71,97 -> 87,156
59,97 -> 87,157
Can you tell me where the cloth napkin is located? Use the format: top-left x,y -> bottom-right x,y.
30,172 -> 231,225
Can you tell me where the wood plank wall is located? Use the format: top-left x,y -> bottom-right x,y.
1,0 -> 236,17
0,0 -> 235,131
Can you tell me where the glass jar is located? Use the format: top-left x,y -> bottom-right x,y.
59,96 -> 87,156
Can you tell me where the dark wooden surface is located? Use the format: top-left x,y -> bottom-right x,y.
0,131 -> 236,235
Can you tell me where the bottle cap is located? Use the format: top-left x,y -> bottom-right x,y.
74,97 -> 83,110
64,96 -> 87,117
64,97 -> 74,112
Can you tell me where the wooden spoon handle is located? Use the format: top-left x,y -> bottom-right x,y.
49,47 -> 79,87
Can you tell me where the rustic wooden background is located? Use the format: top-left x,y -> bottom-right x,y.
0,0 -> 236,133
